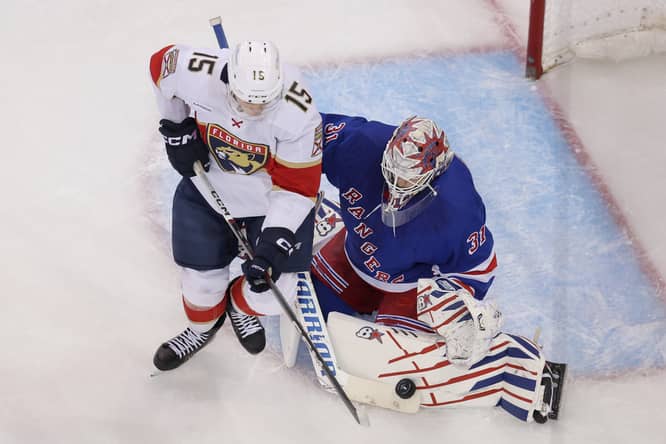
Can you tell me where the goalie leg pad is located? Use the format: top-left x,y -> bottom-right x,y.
280,312 -> 300,368
471,333 -> 545,422
327,312 -> 548,422
281,273 -> 419,414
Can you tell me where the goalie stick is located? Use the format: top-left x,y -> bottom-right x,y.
284,271 -> 420,414
209,17 -> 229,49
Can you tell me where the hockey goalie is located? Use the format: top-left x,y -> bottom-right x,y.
284,199 -> 566,424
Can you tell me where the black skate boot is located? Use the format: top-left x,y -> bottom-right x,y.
153,314 -> 226,371
228,303 -> 266,355
533,361 -> 567,424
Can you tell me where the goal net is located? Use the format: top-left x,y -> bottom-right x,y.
526,0 -> 666,78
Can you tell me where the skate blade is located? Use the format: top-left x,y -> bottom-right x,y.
547,362 -> 568,420
149,369 -> 165,378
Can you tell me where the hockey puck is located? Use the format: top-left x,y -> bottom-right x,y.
395,378 -> 416,399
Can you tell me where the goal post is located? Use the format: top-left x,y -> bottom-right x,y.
526,0 -> 666,79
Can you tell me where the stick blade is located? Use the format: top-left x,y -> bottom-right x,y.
356,404 -> 371,427
344,374 -> 420,414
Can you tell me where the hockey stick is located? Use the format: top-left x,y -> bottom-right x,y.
288,271 -> 420,414
198,17 -> 361,423
209,17 -> 229,49
192,161 -> 363,424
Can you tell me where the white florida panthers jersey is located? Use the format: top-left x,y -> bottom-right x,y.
149,44 -> 322,232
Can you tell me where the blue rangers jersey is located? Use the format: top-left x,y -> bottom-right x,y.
321,113 -> 497,299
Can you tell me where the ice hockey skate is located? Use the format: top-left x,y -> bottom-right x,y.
153,313 -> 226,371
533,361 -> 567,423
227,302 -> 266,355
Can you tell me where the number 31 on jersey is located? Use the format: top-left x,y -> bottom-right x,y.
467,225 -> 487,255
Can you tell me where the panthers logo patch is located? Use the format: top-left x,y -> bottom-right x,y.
207,124 -> 269,174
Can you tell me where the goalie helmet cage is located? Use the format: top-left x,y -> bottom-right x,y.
526,0 -> 666,79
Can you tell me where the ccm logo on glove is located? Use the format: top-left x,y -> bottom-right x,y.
276,237 -> 298,256
162,129 -> 199,146
158,117 -> 210,177
242,227 -> 299,293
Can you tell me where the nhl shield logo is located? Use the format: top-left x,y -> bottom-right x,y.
207,124 -> 269,174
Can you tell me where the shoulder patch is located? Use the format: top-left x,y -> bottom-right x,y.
149,45 -> 178,86
311,123 -> 323,157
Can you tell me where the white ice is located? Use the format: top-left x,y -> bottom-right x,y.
1,1 -> 665,443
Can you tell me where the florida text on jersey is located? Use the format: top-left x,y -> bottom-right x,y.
150,44 -> 323,231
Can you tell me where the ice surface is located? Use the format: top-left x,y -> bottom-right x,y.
1,1 -> 664,443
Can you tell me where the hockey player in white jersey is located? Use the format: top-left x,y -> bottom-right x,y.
149,41 -> 322,370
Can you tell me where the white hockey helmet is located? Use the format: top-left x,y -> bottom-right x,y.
381,116 -> 453,210
228,40 -> 284,104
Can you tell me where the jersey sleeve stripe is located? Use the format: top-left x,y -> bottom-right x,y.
445,251 -> 498,290
272,155 -> 322,169
459,252 -> 498,278
149,44 -> 175,86
268,159 -> 321,198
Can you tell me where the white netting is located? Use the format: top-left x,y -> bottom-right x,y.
543,1 -> 666,72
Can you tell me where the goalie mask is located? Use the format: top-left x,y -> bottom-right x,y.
381,116 -> 453,211
228,41 -> 283,114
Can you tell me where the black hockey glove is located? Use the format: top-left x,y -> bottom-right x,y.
242,227 -> 298,293
158,117 -> 210,177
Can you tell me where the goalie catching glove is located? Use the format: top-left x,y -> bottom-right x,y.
242,227 -> 298,293
416,277 -> 503,367
158,117 -> 210,177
